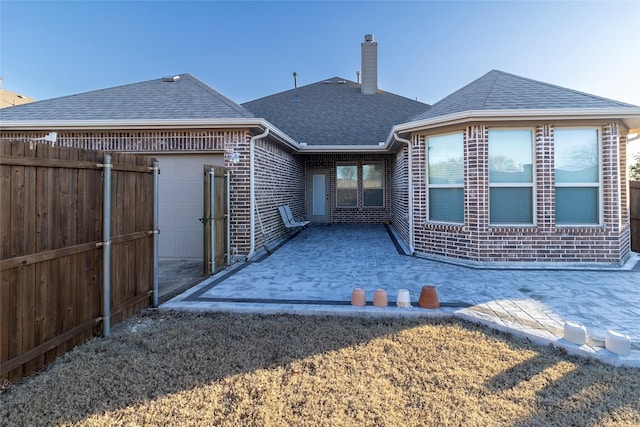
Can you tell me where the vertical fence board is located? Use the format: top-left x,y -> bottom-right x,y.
0,265 -> 11,376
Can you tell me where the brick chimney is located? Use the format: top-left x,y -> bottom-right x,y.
360,34 -> 377,95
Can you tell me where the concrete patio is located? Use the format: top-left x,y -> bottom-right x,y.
161,224 -> 640,367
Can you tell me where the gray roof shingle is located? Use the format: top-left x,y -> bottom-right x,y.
411,69 -> 636,122
0,73 -> 254,121
242,77 -> 429,145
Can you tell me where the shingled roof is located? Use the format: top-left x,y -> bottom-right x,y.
242,77 -> 429,146
0,73 -> 254,121
411,70 -> 636,122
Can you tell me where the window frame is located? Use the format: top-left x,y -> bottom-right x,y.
362,161 -> 385,208
336,162 -> 359,208
426,131 -> 465,224
554,126 -> 603,227
488,127 -> 537,226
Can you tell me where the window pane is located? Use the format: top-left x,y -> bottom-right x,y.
428,133 -> 463,184
490,188 -> 533,224
337,165 -> 357,188
363,189 -> 383,207
556,187 -> 598,224
555,129 -> 598,183
429,188 -> 464,223
363,163 -> 383,188
489,129 -> 533,183
337,189 -> 357,207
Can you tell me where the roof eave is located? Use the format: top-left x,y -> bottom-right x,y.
0,118 -> 301,151
298,144 -> 389,154
389,108 -> 640,142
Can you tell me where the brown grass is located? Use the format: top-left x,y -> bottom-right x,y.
1,311 -> 639,426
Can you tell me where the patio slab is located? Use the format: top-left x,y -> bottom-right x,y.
161,224 -> 640,367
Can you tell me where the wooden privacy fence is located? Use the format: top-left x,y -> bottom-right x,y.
631,181 -> 640,253
0,140 -> 158,382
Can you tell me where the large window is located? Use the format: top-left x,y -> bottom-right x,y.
554,128 -> 600,225
488,129 -> 534,224
336,164 -> 358,207
427,132 -> 464,223
336,162 -> 385,208
363,162 -> 384,207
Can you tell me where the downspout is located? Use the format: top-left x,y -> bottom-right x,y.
246,128 -> 270,260
394,132 -> 415,255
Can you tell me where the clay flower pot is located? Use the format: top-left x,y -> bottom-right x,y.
418,285 -> 439,309
396,289 -> 411,308
373,289 -> 388,307
351,288 -> 366,306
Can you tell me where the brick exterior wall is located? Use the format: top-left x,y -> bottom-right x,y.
391,145 -> 410,244
305,153 -> 394,223
408,122 -> 631,265
224,133 -> 305,256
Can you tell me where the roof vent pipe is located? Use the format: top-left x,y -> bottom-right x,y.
361,34 -> 377,95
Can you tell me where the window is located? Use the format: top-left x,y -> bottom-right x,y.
427,132 -> 464,223
363,162 -> 384,207
488,129 -> 534,224
554,128 -> 600,225
336,164 -> 357,207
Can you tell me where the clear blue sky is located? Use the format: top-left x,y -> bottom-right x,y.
1,1 -> 639,107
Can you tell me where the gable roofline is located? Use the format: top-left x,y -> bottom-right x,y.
0,117 -> 301,151
389,107 -> 640,143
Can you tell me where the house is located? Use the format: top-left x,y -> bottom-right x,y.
2,34 -> 639,268
0,77 -> 35,108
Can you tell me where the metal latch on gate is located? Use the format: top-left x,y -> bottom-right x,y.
198,217 -> 213,224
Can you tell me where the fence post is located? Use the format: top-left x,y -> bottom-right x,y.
210,168 -> 215,274
226,170 -> 231,266
153,160 -> 160,307
102,154 -> 112,336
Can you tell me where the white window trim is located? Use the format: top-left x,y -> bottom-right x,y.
488,127 -> 537,226
362,161 -> 385,208
426,131 -> 465,224
554,126 -> 603,227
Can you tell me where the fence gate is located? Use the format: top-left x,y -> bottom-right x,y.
631,181 -> 639,253
202,165 -> 229,275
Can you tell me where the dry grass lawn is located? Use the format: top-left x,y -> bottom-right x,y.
1,311 -> 639,426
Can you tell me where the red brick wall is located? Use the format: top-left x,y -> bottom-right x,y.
305,153 -> 394,223
391,145 -> 410,244
409,122 -> 631,265
226,133 -> 305,256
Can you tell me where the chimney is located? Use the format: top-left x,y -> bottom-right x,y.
360,34 -> 377,94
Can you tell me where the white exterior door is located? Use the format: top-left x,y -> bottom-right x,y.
307,170 -> 329,223
156,154 -> 223,259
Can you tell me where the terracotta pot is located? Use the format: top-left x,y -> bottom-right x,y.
351,288 -> 366,306
418,285 -> 439,309
373,289 -> 388,307
396,289 -> 411,308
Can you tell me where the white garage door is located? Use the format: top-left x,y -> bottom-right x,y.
156,154 -> 224,259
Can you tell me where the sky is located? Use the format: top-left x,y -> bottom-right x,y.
1,0 -> 639,109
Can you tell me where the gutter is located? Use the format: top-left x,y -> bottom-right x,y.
246,128 -> 270,260
297,143 -> 389,154
393,132 -> 415,255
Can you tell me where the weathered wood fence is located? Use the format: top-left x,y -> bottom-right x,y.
631,181 -> 639,253
1,140 -> 157,382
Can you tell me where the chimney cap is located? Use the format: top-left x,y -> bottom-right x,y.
364,34 -> 375,43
